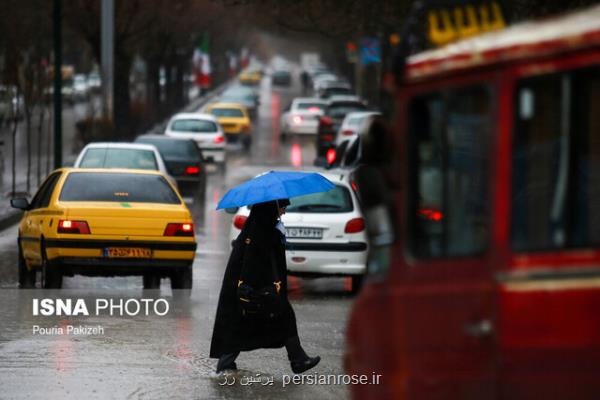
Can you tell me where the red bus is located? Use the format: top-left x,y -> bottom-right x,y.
345,5 -> 600,399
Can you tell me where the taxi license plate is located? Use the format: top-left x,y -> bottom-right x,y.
104,248 -> 152,258
286,228 -> 322,239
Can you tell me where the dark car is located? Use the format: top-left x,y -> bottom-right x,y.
315,98 -> 367,163
134,134 -> 206,202
272,69 -> 292,86
219,85 -> 259,119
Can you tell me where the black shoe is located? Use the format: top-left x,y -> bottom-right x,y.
291,356 -> 320,374
216,361 -> 237,373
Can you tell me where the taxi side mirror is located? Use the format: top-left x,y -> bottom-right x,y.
10,197 -> 30,210
225,207 -> 239,214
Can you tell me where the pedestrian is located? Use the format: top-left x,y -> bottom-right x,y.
300,70 -> 309,95
210,199 -> 320,374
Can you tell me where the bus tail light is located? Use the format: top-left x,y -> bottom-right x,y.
58,220 -> 91,234
345,218 -> 365,234
164,223 -> 194,237
233,215 -> 247,230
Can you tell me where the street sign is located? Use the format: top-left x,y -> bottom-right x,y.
359,37 -> 381,66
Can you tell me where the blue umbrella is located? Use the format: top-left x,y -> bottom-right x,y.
216,171 -> 335,210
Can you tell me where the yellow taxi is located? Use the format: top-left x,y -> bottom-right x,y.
11,168 -> 196,290
239,68 -> 262,85
204,102 -> 252,149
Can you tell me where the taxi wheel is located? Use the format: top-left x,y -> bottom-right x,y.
171,265 -> 192,292
351,275 -> 364,295
18,247 -> 36,289
143,274 -> 160,289
242,136 -> 251,151
40,244 -> 62,289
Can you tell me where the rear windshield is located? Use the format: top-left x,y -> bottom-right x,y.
210,108 -> 244,117
296,102 -> 325,112
323,88 -> 352,97
79,148 -> 158,170
136,138 -> 200,160
286,185 -> 353,213
170,119 -> 218,133
59,172 -> 180,204
328,103 -> 367,118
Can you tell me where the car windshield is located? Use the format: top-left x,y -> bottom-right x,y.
328,102 -> 366,118
136,138 -> 200,160
210,108 -> 244,117
286,185 -> 353,213
78,148 -> 158,170
170,119 -> 218,133
59,172 -> 180,204
296,102 -> 325,112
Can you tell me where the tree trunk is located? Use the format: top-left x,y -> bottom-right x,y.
113,52 -> 132,140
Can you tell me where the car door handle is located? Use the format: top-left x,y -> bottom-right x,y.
464,319 -> 493,338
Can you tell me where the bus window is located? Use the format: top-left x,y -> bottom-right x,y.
409,85 -> 492,258
512,67 -> 600,251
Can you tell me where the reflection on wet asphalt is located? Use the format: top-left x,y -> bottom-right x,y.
0,74 -> 353,399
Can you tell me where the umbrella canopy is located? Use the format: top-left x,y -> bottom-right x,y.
216,171 -> 335,210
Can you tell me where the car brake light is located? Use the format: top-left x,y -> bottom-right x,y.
344,218 -> 365,234
58,220 -> 91,234
351,180 -> 358,192
307,106 -> 321,113
292,115 -> 303,124
418,208 -> 443,221
342,129 -> 354,136
233,215 -> 247,230
326,148 -> 337,165
214,136 -> 225,144
320,116 -> 333,126
164,223 -> 194,237
185,166 -> 200,175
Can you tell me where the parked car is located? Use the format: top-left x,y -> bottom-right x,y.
165,112 -> 226,167
134,135 -> 207,202
228,170 -> 367,293
11,168 -> 196,290
280,98 -> 327,140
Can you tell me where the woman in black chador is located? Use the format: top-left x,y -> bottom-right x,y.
210,199 -> 320,373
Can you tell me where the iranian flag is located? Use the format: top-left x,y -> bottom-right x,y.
193,34 -> 211,89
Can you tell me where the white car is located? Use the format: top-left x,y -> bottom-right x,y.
335,111 -> 381,145
73,142 -> 176,186
73,74 -> 89,101
280,98 -> 327,138
165,113 -> 226,164
228,170 -> 368,292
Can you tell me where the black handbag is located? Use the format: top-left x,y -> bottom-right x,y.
237,237 -> 283,319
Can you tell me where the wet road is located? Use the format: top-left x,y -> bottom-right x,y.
0,73 -> 354,399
